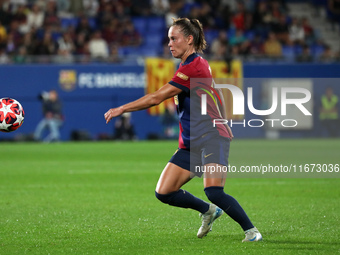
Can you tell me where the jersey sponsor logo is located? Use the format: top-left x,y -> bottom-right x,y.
177,72 -> 189,81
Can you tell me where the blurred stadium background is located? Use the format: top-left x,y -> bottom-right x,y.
0,0 -> 340,141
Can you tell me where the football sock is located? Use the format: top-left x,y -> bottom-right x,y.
204,186 -> 254,231
155,189 -> 210,214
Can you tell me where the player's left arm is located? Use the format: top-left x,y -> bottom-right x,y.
105,83 -> 182,123
216,87 -> 234,140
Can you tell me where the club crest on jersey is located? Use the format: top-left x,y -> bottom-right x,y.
177,72 -> 189,81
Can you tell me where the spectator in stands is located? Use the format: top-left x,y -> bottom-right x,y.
244,11 -> 254,31
230,29 -> 247,46
33,31 -> 57,56
263,32 -> 282,58
12,4 -> 27,26
83,0 -> 99,17
269,0 -> 284,24
0,2 -> 12,28
239,40 -> 251,57
44,1 -> 59,30
218,3 -> 231,30
151,0 -> 169,16
7,20 -> 22,47
75,16 -> 93,41
272,14 -> 290,45
68,0 -> 85,17
232,1 -> 246,31
210,30 -> 229,58
102,18 -> 120,45
107,43 -> 121,63
21,30 -> 35,55
289,17 -> 305,46
26,3 -> 45,31
253,1 -> 272,36
296,44 -> 313,62
164,0 -> 181,27
0,46 -> 10,64
250,33 -> 264,57
88,30 -> 109,59
319,86 -> 339,137
55,31 -> 74,63
113,1 -> 128,20
55,47 -> 74,63
0,21 -> 7,43
97,1 -> 115,29
198,2 -> 215,29
58,31 -> 75,53
120,20 -> 141,47
34,89 -> 63,142
335,50 -> 340,62
301,17 -> 315,46
55,0 -> 69,14
74,31 -> 88,55
131,0 -> 151,16
327,0 -> 340,31
13,45 -> 29,63
319,45 -> 334,62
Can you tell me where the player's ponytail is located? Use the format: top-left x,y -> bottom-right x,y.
172,18 -> 207,53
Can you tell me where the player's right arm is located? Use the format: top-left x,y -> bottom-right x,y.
105,83 -> 182,123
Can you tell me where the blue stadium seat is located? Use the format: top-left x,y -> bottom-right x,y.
88,17 -> 97,29
311,45 -> 325,58
139,47 -> 159,57
227,28 -> 236,38
204,30 -> 219,45
143,34 -> 163,47
245,30 -> 255,40
282,46 -> 295,61
119,46 -> 140,56
294,45 -> 303,55
51,32 -> 62,41
60,18 -> 79,29
132,17 -> 148,36
147,17 -> 166,33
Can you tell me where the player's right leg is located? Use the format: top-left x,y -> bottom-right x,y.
155,162 -> 210,214
155,149 -> 222,238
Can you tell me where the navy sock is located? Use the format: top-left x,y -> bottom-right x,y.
204,186 -> 254,231
155,189 -> 210,214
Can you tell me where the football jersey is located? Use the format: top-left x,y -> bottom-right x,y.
169,53 -> 230,149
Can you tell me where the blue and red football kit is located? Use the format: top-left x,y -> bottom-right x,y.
168,53 -> 231,174
169,53 -> 231,149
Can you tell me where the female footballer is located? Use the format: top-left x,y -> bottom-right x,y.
104,18 -> 262,242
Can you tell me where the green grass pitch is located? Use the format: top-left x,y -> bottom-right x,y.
0,139 -> 339,254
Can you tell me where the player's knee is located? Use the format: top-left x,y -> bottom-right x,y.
155,191 -> 174,204
204,186 -> 224,204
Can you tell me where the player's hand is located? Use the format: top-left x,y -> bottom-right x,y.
225,124 -> 234,141
104,107 -> 124,124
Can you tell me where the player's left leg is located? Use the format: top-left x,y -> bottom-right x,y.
203,165 -> 262,242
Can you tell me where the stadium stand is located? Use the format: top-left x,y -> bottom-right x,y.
0,0 -> 339,64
